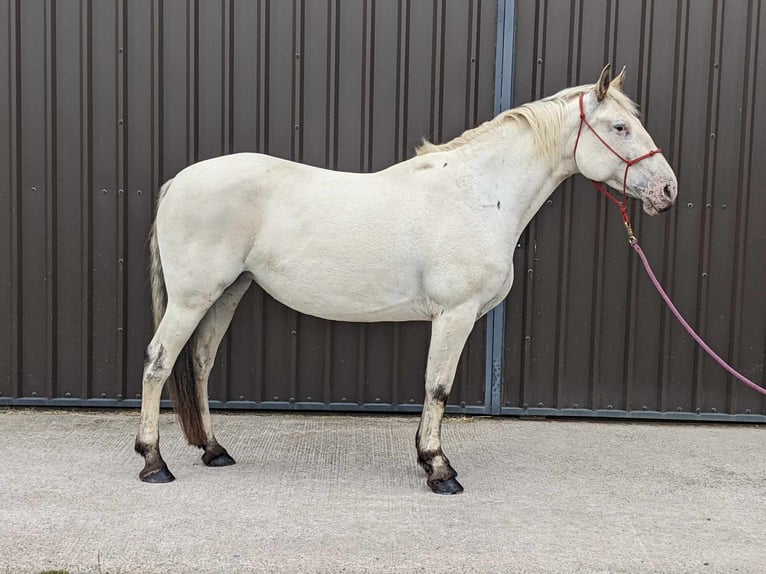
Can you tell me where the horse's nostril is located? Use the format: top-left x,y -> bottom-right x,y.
663,184 -> 674,200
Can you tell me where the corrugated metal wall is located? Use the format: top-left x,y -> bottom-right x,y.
0,0 -> 496,411
502,0 -> 766,418
2,0 -> 765,419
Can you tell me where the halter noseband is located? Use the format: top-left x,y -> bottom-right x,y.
573,92 -> 663,242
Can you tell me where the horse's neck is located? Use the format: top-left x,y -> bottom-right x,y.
463,106 -> 579,241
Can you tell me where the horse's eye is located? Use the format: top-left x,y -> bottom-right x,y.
614,123 -> 626,133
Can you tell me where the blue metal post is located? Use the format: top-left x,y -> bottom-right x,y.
485,0 -> 516,415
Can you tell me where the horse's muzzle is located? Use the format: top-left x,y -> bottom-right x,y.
642,176 -> 678,216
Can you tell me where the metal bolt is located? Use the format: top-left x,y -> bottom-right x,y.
537,58 -> 543,64
537,402 -> 544,407
516,243 -> 522,249
239,395 -> 244,400
118,119 -> 123,125
522,403 -> 529,409
295,53 -> 300,59
118,188 -> 124,194
677,406 -> 683,412
117,327 -> 124,332
65,392 -> 71,398
137,189 -> 143,195
102,188 -> 108,194
546,199 -> 553,206
136,394 -> 141,399
524,336 -> 531,342
341,396 -> 347,402
118,258 -> 124,264
607,404 -> 613,409
687,202 -> 694,208
701,272 -> 708,278
642,405 -> 648,410
696,407 -> 701,414
711,407 -> 717,413
460,401 -> 466,407
31,392 -> 37,397
476,400 -> 482,405
706,203 -> 711,209
721,204 -> 727,209
375,398 -> 381,403
117,394 -> 123,400
290,330 -> 296,335
31,186 -> 37,192
294,124 -> 300,130
710,132 -> 715,138
573,403 -> 579,409
119,47 -> 123,53
746,409 -> 752,414
470,56 -> 476,63
289,397 -> 295,403
274,396 -> 279,401
306,396 -> 312,401
101,393 -> 106,398
408,398 -> 414,404
527,268 -> 534,274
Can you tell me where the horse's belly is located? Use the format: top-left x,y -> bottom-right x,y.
247,257 -> 432,322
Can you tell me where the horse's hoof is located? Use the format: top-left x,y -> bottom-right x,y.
429,477 -> 464,495
140,465 -> 176,483
202,450 -> 236,467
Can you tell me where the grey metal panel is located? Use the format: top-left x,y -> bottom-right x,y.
1,0 -> 494,411
503,0 -> 766,416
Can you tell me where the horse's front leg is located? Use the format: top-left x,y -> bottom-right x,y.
417,303 -> 478,495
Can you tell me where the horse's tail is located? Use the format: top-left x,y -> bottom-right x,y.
150,178 -> 207,447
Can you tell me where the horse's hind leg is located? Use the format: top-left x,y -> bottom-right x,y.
191,274 -> 252,466
135,300 -> 211,483
417,303 -> 478,495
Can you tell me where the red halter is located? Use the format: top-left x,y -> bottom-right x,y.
573,93 -> 663,242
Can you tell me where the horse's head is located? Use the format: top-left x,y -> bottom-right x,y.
574,65 -> 678,216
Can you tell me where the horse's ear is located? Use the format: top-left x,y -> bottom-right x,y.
610,66 -> 627,91
595,63 -> 612,101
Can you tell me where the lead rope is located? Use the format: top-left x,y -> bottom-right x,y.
576,94 -> 766,398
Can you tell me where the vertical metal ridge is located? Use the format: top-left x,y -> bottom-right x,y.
693,0 -> 724,405
327,0 -> 338,168
151,0 -> 162,197
187,0 -> 198,164
45,0 -> 58,397
292,0 -> 303,162
80,0 -> 93,399
9,0 -> 21,397
396,0 -> 410,160
432,0 -> 444,142
389,324 -> 400,406
223,0 -> 232,155
258,0 -> 267,153
322,322 -> 332,403
470,0 -> 481,125
659,0 -> 689,410
360,0 -> 373,171
116,0 -> 127,398
253,288 -> 264,403
727,0 -> 759,409
357,325 -> 367,402
463,0 -> 476,129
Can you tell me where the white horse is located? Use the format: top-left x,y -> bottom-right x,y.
136,65 -> 678,494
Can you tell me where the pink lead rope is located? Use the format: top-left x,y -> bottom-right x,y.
576,94 -> 766,398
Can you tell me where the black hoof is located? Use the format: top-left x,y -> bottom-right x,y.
429,477 -> 464,495
140,465 -> 176,484
202,450 -> 236,467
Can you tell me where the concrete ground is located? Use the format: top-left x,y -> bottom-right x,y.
0,410 -> 764,574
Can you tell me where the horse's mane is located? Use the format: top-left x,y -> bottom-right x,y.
416,84 -> 640,161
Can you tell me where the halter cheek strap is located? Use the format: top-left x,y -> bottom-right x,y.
573,93 -> 662,199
